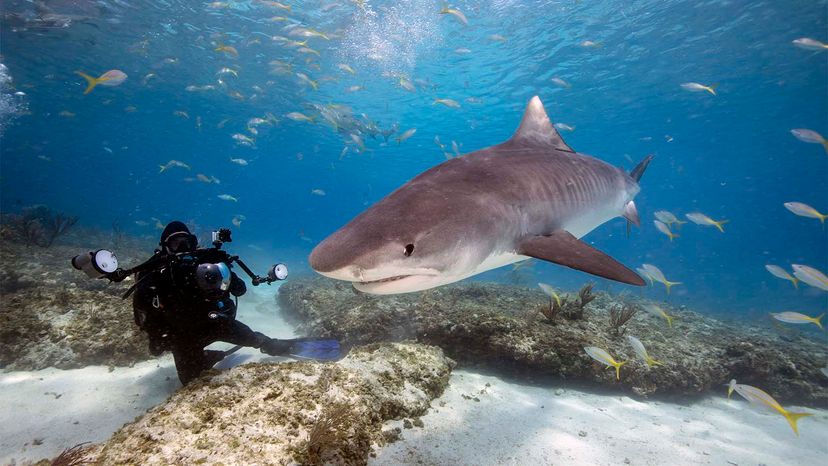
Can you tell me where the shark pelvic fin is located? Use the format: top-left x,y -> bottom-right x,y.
518,230 -> 645,286
510,96 -> 574,153
623,200 -> 640,227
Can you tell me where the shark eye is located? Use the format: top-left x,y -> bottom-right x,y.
403,244 -> 414,257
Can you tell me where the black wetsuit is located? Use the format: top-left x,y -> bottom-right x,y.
133,249 -> 268,385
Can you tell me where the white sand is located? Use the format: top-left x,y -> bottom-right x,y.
0,285 -> 293,465
2,286 -> 826,465
371,370 -> 828,466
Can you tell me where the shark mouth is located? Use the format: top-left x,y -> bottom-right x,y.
358,275 -> 410,284
352,271 -> 448,295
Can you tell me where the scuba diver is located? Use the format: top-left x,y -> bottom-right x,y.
72,220 -> 340,385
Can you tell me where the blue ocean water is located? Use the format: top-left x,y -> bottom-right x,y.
1,0 -> 826,318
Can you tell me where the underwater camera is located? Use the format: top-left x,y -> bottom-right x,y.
71,227 -> 288,297
196,262 -> 232,292
212,228 -> 232,246
71,249 -> 119,278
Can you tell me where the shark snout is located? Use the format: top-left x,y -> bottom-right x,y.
309,233 -> 369,282
309,238 -> 342,274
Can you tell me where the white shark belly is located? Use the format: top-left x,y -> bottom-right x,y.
456,197 -> 624,281
561,197 -> 624,239
466,251 -> 531,279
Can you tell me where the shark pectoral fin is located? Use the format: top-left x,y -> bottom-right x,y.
518,231 -> 645,286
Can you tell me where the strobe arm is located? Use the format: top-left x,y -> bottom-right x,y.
230,256 -> 288,286
104,253 -> 171,283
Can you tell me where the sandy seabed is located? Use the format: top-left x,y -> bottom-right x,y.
1,287 -> 826,466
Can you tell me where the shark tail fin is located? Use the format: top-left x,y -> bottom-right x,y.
630,154 -> 654,182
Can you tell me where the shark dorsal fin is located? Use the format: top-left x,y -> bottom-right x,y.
510,96 -> 574,153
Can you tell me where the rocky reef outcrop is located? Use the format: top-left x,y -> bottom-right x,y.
279,277 -> 828,407
0,239 -> 152,371
81,342 -> 453,465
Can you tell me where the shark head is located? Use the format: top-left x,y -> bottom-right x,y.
309,182 -> 506,294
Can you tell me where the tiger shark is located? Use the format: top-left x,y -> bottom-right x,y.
309,96 -> 650,294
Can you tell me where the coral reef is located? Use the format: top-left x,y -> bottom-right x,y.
0,238 -> 153,371
279,277 -> 828,407
49,442 -> 91,466
0,205 -> 78,248
536,297 -> 562,323
608,303 -> 638,336
80,343 -> 454,465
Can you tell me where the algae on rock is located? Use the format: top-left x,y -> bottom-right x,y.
278,277 -> 828,407
81,342 -> 454,465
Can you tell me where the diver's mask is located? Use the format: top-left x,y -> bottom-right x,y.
196,262 -> 232,292
164,231 -> 198,254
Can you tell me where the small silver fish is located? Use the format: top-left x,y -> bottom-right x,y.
654,210 -> 686,227
764,265 -> 799,289
434,98 -> 461,108
792,37 -> 828,51
285,112 -> 314,123
232,133 -> 255,146
626,335 -> 662,367
159,160 -> 190,172
783,202 -> 827,223
685,212 -> 727,232
583,346 -> 625,380
731,383 -> 812,435
641,264 -> 681,294
550,77 -> 571,88
770,311 -> 824,329
654,220 -> 679,241
396,128 -> 416,144
791,264 -> 828,291
680,82 -> 717,95
790,129 -> 828,154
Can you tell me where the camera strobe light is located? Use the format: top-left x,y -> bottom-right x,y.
268,263 -> 288,281
72,250 -> 118,278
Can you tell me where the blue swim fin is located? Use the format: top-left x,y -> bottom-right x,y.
261,337 -> 342,361
287,338 -> 342,360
